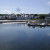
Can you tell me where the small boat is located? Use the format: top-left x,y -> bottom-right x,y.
28,22 -> 36,26
27,22 -> 50,26
40,23 -> 47,26
37,23 -> 40,25
41,23 -> 46,25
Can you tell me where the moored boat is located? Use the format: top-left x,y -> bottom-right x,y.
27,22 -> 50,26
27,22 -> 37,26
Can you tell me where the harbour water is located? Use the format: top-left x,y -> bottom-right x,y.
0,23 -> 50,50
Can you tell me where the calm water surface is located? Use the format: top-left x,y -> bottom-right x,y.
0,23 -> 50,50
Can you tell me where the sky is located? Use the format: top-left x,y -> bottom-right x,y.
0,0 -> 50,14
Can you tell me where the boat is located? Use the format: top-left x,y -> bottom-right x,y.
41,23 -> 46,25
27,22 -> 37,26
37,23 -> 40,25
27,22 -> 50,26
40,23 -> 48,26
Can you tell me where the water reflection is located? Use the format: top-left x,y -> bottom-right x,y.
28,25 -> 50,29
0,23 -> 50,50
32,26 -> 35,28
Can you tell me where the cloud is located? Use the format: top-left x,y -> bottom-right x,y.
47,1 -> 50,5
3,10 -> 11,14
39,8 -> 44,11
33,8 -> 44,11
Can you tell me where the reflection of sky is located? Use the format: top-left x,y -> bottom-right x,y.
0,24 -> 50,50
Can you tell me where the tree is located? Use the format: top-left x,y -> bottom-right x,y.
34,14 -> 38,16
38,15 -> 45,19
0,14 -> 3,16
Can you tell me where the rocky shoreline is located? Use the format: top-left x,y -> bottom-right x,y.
0,20 -> 29,23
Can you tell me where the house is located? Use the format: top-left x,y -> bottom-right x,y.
45,13 -> 50,21
0,16 -> 2,20
9,14 -> 16,20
